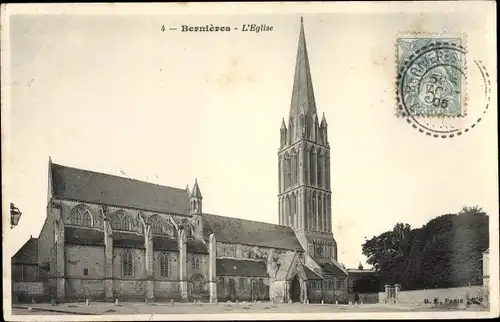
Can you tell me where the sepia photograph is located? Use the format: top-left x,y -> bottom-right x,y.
1,2 -> 498,320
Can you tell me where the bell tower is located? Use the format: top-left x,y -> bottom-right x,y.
278,17 -> 337,261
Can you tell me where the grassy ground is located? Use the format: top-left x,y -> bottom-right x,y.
11,301 -> 489,316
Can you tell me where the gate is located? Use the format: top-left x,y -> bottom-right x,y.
384,284 -> 400,304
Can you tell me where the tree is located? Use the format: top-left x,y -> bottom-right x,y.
361,206 -> 489,290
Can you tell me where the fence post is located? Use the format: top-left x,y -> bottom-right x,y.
394,284 -> 401,304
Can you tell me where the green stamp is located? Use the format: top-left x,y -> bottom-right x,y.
397,38 -> 466,117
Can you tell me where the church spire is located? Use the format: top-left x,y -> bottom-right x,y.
289,16 -> 317,120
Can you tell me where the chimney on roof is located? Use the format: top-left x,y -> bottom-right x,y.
358,262 -> 364,270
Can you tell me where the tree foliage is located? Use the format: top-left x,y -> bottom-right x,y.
362,206 -> 489,291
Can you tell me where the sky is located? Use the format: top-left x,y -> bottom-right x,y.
2,4 -> 498,269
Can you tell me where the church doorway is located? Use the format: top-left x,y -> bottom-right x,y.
228,278 -> 237,302
290,275 -> 301,303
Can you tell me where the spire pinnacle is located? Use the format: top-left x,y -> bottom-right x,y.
191,178 -> 203,199
321,112 -> 327,125
289,16 -> 317,120
281,118 -> 287,129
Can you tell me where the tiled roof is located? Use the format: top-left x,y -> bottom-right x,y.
201,213 -> 304,251
303,266 -> 323,280
12,237 -> 38,264
347,269 -> 377,278
50,162 -> 190,215
113,231 -> 145,248
275,252 -> 297,280
187,239 -> 209,254
216,258 -> 268,277
65,227 -> 104,246
153,236 -> 178,251
317,260 -> 347,277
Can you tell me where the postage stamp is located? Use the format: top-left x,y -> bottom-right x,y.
396,36 -> 467,118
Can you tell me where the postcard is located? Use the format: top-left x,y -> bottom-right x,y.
2,2 -> 498,321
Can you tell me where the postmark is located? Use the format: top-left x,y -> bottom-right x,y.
397,37 -> 466,118
396,34 -> 492,138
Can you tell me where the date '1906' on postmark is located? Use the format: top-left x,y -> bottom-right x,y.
396,37 -> 467,118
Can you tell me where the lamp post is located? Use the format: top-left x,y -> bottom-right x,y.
10,203 -> 22,229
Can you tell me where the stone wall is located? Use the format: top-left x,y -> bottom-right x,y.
358,292 -> 379,303
155,281 -> 181,300
269,280 -> 286,302
113,280 -> 146,300
65,279 -> 105,301
12,282 -> 50,303
65,245 -> 105,278
378,286 -> 484,304
217,276 -> 270,302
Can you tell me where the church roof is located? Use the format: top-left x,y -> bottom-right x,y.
289,17 -> 317,120
50,162 -> 190,215
275,252 -> 298,280
153,236 -> 178,251
12,237 -> 38,264
216,258 -> 268,277
187,239 -> 209,254
65,227 -> 104,246
113,232 -> 145,248
317,260 -> 348,277
201,213 -> 304,251
346,268 -> 377,278
303,265 -> 323,280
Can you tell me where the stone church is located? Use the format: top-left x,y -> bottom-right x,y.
11,18 -> 374,304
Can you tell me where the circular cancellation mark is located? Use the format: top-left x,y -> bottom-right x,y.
396,39 -> 492,139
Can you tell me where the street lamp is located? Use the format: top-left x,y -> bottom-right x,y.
10,203 -> 22,228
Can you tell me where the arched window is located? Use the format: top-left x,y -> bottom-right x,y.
325,156 -> 330,189
317,152 -> 324,187
312,192 -> 317,230
159,253 -> 169,277
290,193 -> 296,228
82,210 -> 93,227
184,223 -> 193,238
318,194 -> 323,231
300,115 -> 306,137
304,148 -> 309,185
111,213 -> 122,230
121,250 -> 133,277
192,255 -> 200,270
291,149 -> 298,186
284,153 -> 291,190
285,195 -> 291,226
121,216 -> 131,231
306,116 -> 312,139
71,210 -> 82,226
152,219 -> 164,235
310,149 -> 317,185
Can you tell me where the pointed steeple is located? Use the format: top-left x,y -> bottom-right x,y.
191,178 -> 202,199
321,112 -> 327,125
289,16 -> 317,120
